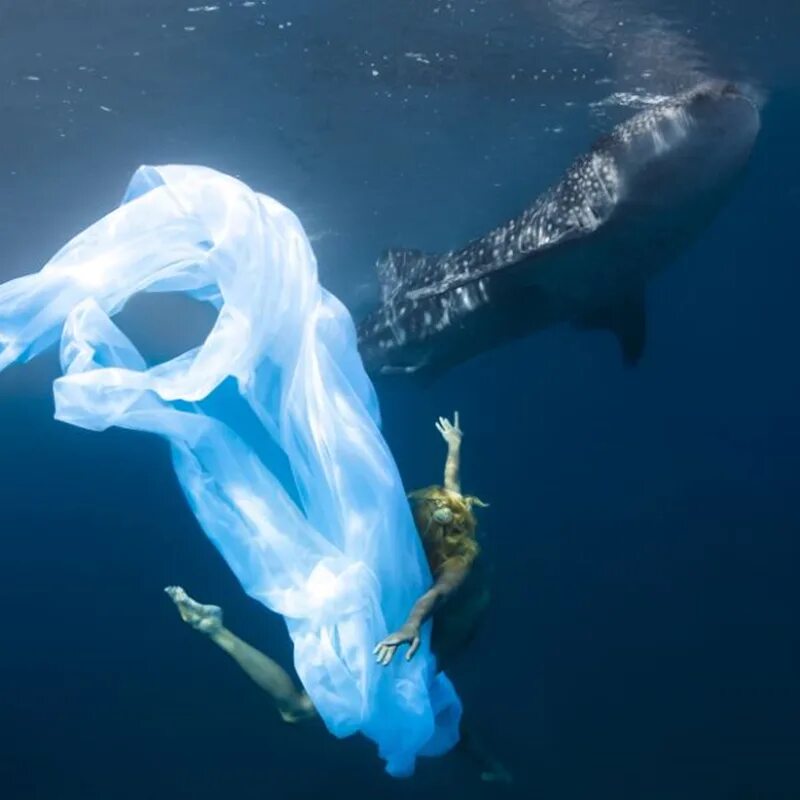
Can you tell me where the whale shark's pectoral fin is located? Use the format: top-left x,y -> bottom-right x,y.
375,358 -> 446,387
575,288 -> 647,365
379,364 -> 424,376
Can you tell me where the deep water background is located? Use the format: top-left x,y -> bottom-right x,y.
1,2 -> 798,799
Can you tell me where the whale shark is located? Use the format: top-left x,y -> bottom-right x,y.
356,81 -> 761,378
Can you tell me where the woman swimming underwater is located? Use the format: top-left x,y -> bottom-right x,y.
166,413 -> 510,783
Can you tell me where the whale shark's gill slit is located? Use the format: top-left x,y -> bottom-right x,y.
376,248 -> 440,304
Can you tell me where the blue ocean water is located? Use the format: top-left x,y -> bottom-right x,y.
1,2 -> 798,798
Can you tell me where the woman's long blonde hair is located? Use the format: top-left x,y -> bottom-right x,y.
408,486 -> 488,574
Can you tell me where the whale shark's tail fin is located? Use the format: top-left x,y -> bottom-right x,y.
376,248 -> 441,304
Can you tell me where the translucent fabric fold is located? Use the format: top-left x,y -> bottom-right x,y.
0,165 -> 461,776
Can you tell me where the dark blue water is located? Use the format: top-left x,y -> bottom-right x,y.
1,2 -> 798,798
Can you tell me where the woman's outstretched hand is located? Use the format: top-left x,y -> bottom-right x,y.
373,623 -> 421,666
435,411 -> 462,447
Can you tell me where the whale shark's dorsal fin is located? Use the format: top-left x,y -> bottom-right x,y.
376,248 -> 440,304
575,288 -> 647,365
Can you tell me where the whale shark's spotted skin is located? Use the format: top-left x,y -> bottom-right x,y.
357,81 -> 760,377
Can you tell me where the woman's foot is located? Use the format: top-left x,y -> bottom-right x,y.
165,586 -> 223,635
481,763 -> 513,785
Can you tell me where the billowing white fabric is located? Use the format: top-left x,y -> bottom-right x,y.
0,165 -> 461,776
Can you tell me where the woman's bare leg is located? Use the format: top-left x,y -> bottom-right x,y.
457,717 -> 513,784
164,586 -> 316,724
